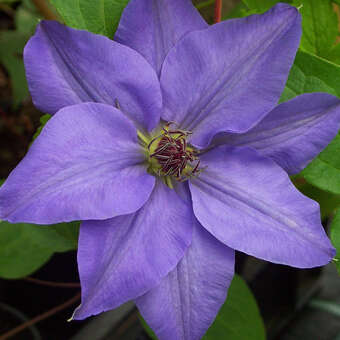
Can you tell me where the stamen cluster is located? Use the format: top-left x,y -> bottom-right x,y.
148,123 -> 200,181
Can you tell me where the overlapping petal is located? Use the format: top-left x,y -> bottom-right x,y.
190,146 -> 335,268
213,93 -> 340,175
136,220 -> 234,340
24,21 -> 162,131
161,4 -> 301,148
115,0 -> 207,76
73,181 -> 193,319
0,103 -> 154,224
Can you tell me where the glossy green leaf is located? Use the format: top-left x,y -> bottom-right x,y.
289,56 -> 337,194
291,0 -> 338,58
141,275 -> 266,340
203,275 -> 266,340
331,209 -> 340,273
302,134 -> 340,195
293,51 -> 340,96
0,220 -> 79,279
49,0 -> 129,38
280,64 -> 337,102
48,0 -> 86,30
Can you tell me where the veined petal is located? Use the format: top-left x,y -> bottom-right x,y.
136,221 -> 234,340
213,93 -> 340,175
73,181 -> 193,319
115,0 -> 207,76
24,21 -> 162,131
161,4 -> 301,148
0,103 -> 154,224
190,146 -> 335,268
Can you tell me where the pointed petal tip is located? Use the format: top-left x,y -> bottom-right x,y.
162,0 -> 302,148
0,103 -> 155,224
71,304 -> 103,321
24,19 -> 162,129
189,146 -> 336,270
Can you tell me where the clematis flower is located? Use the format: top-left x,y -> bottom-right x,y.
1,1 -> 340,339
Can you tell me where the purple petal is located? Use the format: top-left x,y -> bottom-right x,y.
136,221 -> 234,340
213,93 -> 340,175
24,21 -> 162,131
0,103 -> 154,224
161,4 -> 301,148
190,146 -> 335,268
115,0 -> 207,76
73,181 -> 193,319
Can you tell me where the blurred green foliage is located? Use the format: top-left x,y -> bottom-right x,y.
0,0 -> 39,107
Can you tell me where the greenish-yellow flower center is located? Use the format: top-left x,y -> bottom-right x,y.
138,123 -> 201,188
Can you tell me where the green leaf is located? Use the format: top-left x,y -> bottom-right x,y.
0,1 -> 39,107
280,49 -> 340,102
203,275 -> 266,340
224,2 -> 255,19
102,0 -> 130,34
280,64 -> 337,102
326,43 -> 340,65
0,220 -> 79,279
49,0 -> 129,38
139,315 -> 158,340
302,134 -> 340,195
331,209 -> 340,273
291,0 -> 338,58
31,114 -> 51,143
48,0 -> 86,30
293,51 -> 340,97
281,49 -> 340,103
242,0 -> 279,12
15,1 -> 40,35
0,31 -> 29,107
141,275 -> 266,340
297,183 -> 340,218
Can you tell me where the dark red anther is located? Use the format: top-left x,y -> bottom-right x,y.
148,124 -> 200,181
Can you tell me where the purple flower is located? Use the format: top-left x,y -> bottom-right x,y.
1,1 -> 339,339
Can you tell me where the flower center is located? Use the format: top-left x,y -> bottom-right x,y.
143,123 -> 201,186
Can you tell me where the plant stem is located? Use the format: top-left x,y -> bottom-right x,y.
23,277 -> 81,288
31,0 -> 58,21
214,0 -> 222,23
0,292 -> 81,340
